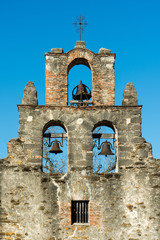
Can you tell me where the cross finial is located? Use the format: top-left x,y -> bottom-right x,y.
73,15 -> 88,41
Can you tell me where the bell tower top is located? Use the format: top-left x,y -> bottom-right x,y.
74,41 -> 86,49
45,41 -> 115,106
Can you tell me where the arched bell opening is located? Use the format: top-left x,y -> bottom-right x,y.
67,58 -> 92,106
92,121 -> 117,173
42,121 -> 68,173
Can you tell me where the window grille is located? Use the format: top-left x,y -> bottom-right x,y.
71,200 -> 89,224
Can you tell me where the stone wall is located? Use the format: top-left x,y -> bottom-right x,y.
0,103 -> 159,240
0,157 -> 160,240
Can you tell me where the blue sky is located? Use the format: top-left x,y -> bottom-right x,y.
0,0 -> 160,159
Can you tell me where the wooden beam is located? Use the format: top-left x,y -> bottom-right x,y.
92,133 -> 115,139
43,133 -> 68,138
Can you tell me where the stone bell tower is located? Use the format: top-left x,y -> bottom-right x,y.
45,41 -> 115,106
0,41 -> 160,240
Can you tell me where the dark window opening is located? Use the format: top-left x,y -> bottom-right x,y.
71,200 -> 89,224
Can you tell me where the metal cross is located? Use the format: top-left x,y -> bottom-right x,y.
73,15 -> 88,41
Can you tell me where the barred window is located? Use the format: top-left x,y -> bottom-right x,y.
71,200 -> 89,224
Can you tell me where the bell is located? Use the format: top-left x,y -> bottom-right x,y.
98,140 -> 114,157
72,80 -> 92,101
49,140 -> 63,154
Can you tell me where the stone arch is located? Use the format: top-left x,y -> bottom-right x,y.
43,120 -> 67,134
67,57 -> 91,73
67,49 -> 95,105
92,120 -> 115,133
67,57 -> 93,104
92,120 -> 117,173
42,120 -> 68,173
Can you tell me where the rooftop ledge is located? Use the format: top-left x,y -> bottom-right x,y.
45,41 -> 115,57
17,104 -> 142,109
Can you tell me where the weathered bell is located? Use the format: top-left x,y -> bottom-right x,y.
49,140 -> 63,154
72,80 -> 92,101
98,140 -> 114,156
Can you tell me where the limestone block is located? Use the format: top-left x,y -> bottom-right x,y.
99,48 -> 111,54
122,82 -> 138,106
74,41 -> 86,49
51,48 -> 63,53
22,81 -> 38,105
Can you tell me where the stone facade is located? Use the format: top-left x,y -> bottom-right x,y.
0,41 -> 160,240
